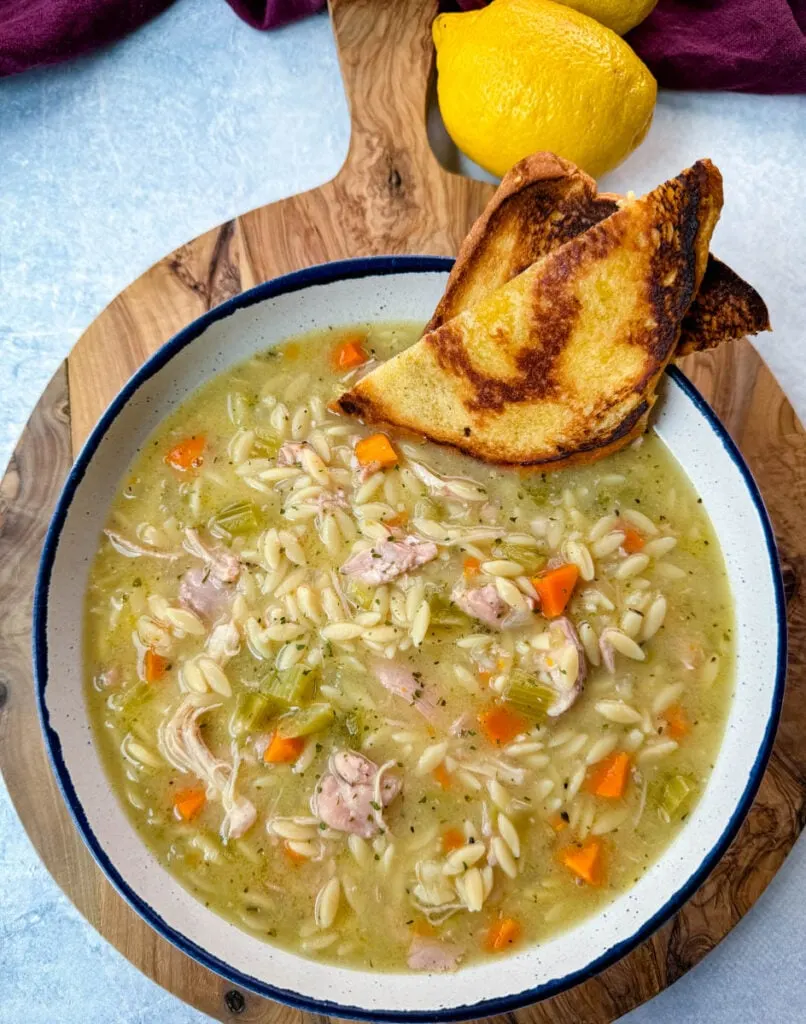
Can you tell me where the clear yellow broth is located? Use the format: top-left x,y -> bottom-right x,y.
84,321 -> 734,971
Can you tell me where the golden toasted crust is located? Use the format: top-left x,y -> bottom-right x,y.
429,152 -> 768,353
425,153 -> 617,333
337,161 -> 724,468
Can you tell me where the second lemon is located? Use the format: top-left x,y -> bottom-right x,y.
433,0 -> 657,179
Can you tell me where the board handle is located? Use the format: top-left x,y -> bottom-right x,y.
328,0 -> 445,191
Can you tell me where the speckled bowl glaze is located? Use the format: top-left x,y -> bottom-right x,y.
34,256 -> 786,1022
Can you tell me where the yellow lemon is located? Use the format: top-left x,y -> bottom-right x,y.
560,0 -> 658,35
433,0 -> 657,179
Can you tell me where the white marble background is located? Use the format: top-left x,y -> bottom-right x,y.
1,1 -> 805,1021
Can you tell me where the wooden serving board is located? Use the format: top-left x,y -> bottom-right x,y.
1,1 -> 804,1021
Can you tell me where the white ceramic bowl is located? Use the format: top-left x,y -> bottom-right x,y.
34,257 -> 786,1021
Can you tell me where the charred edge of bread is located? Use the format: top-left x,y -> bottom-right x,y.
434,154 -> 766,356
677,256 -> 772,355
646,159 -> 723,346
333,393 -> 652,469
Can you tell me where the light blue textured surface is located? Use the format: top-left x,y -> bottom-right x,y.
1,2 -> 805,1021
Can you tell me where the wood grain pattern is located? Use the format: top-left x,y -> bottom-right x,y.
66,0 -> 491,449
1,0 -> 804,1021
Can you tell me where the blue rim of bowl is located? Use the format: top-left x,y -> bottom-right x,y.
33,254 -> 787,1023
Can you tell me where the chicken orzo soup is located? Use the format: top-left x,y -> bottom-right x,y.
85,321 -> 734,971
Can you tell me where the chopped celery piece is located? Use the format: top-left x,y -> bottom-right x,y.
259,664 -> 316,709
345,578 -> 375,611
276,702 -> 335,739
252,431 -> 281,458
656,773 -> 697,820
210,500 -> 259,537
503,670 -> 554,722
344,707 -> 365,738
494,543 -> 546,574
430,592 -> 471,628
232,691 -> 275,736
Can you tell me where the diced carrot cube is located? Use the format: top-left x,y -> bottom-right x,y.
433,763 -> 452,789
144,649 -> 168,683
463,556 -> 481,577
411,918 -> 436,937
385,510 -> 409,529
586,751 -> 631,799
263,732 -> 305,764
442,827 -> 466,853
478,705 -> 527,746
355,433 -> 398,467
663,704 -> 691,740
532,563 -> 579,618
484,917 -> 522,952
560,837 -> 605,886
332,336 -> 369,370
173,787 -> 206,821
165,435 -> 205,471
622,527 -> 645,553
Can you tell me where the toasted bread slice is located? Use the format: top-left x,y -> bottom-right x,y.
337,160 -> 723,468
427,152 -> 769,353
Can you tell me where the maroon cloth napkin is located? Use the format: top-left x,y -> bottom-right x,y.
0,0 -> 311,76
226,0 -> 324,29
0,0 -> 173,77
627,0 -> 806,94
1,0 -> 805,93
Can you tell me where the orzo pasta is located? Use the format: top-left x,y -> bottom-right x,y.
85,321 -> 734,972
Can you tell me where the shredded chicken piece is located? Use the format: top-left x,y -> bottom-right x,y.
451,580 -> 534,630
158,694 -> 255,840
183,528 -> 240,583
311,750 -> 401,838
220,747 -> 257,841
179,566 -> 233,622
408,460 -> 487,502
544,617 -> 586,715
313,489 -> 350,512
277,441 -> 311,467
206,619 -> 241,664
340,536 -> 438,585
349,452 -> 381,484
452,581 -> 506,627
371,659 -> 440,724
412,860 -> 460,911
104,529 -> 178,561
